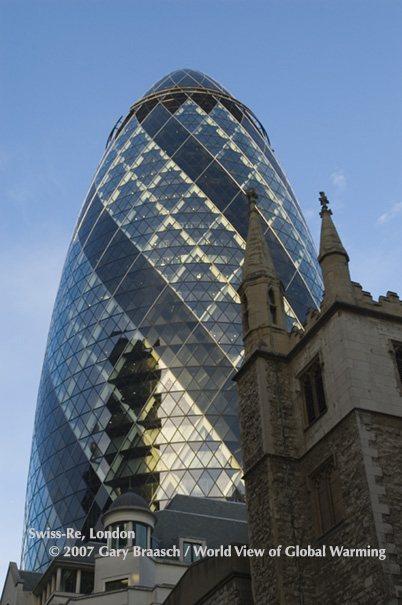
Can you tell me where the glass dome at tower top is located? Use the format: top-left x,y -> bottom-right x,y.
118,68 -> 271,149
141,68 -> 231,99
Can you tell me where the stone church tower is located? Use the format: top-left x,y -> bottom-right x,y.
235,190 -> 402,604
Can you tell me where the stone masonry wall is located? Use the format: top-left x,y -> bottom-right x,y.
236,358 -> 281,602
163,555 -> 252,605
356,410 -> 402,601
299,411 -> 391,604
239,400 -> 399,603
236,355 -> 316,604
237,371 -> 402,601
197,575 -> 253,605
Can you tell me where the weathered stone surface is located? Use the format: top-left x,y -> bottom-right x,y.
236,302 -> 402,604
163,552 -> 252,605
236,194 -> 402,604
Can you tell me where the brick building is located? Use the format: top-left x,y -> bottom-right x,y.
235,189 -> 402,604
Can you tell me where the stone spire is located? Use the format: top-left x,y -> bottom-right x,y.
242,188 -> 277,282
238,189 -> 288,358
318,192 -> 354,308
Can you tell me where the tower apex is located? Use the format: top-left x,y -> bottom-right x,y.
246,187 -> 258,210
318,190 -> 354,308
319,191 -> 331,214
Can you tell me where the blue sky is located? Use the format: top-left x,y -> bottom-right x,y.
1,0 -> 401,584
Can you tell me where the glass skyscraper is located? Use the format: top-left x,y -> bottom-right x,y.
22,69 -> 323,571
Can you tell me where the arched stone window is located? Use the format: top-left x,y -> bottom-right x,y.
300,358 -> 327,425
310,459 -> 343,535
241,294 -> 249,332
268,288 -> 277,325
393,343 -> 402,385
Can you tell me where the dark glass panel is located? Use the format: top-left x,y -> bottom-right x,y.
96,228 -> 140,294
191,92 -> 217,114
219,97 -> 242,122
141,103 -> 171,138
77,193 -> 104,248
177,72 -> 207,89
195,165 -> 246,233
134,522 -> 147,547
83,210 -> 119,269
218,194 -> 249,242
105,578 -> 128,592
284,271 -> 316,323
135,97 -> 159,123
143,69 -> 229,97
162,92 -> 188,114
110,522 -> 129,548
61,568 -> 76,593
183,540 -> 202,563
80,571 -> 94,595
114,255 -> 166,327
154,117 -> 190,157
172,136 -> 213,180
142,74 -> 175,97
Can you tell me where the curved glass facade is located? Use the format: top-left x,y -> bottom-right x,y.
22,69 -> 323,571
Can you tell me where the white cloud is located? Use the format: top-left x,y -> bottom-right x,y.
377,201 -> 402,225
303,209 -> 315,220
330,171 -> 346,191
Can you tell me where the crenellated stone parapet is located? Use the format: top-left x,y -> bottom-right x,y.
300,285 -> 402,340
352,283 -> 402,315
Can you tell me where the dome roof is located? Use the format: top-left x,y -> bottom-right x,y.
141,68 -> 231,99
109,491 -> 150,511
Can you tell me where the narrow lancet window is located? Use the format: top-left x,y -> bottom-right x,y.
241,294 -> 249,332
311,459 -> 343,535
393,344 -> 402,386
268,287 -> 277,325
301,358 -> 327,425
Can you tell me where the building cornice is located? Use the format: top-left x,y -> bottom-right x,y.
289,299 -> 402,360
234,349 -> 288,382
